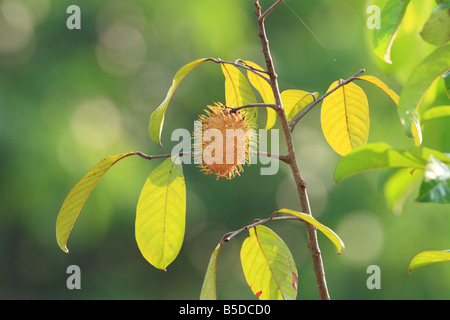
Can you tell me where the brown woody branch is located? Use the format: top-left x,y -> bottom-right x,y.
254,0 -> 330,300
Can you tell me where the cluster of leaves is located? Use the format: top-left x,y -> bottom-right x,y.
55,0 -> 449,299
364,0 -> 450,273
55,58 -> 344,300
55,53 -> 404,299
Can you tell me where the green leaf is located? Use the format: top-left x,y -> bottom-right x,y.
135,157 -> 186,270
373,0 -> 411,64
56,152 -> 136,253
200,242 -> 223,300
421,105 -> 450,124
242,60 -> 276,129
444,71 -> 450,97
382,168 -> 423,214
416,155 -> 450,203
420,2 -> 450,46
240,225 -> 298,300
408,250 -> 450,275
277,208 -> 345,255
334,142 -> 450,183
281,89 -> 318,122
321,81 -> 370,156
398,44 -> 450,137
149,58 -> 209,147
221,63 -> 258,126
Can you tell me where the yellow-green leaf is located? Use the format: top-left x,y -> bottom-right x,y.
373,0 -> 411,64
135,157 -> 186,270
382,168 -> 423,214
221,63 -> 258,125
421,105 -> 450,124
56,152 -> 136,253
281,89 -> 318,121
149,58 -> 209,147
398,44 -> 450,137
334,142 -> 450,183
357,75 -> 399,105
420,2 -> 450,46
200,242 -> 223,300
240,225 -> 298,300
277,208 -> 345,255
357,75 -> 422,145
321,81 -> 370,156
242,60 -> 276,129
408,250 -> 450,275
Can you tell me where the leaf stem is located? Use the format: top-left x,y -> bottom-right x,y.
221,213 -> 301,242
133,151 -> 191,160
134,150 -> 289,164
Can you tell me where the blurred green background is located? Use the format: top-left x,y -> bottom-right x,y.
0,0 -> 449,299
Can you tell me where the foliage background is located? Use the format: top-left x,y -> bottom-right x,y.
0,0 -> 448,299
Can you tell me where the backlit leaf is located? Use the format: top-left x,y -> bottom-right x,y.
382,168 -> 423,214
398,44 -> 450,137
357,75 -> 399,105
420,2 -> 450,46
334,142 -> 450,183
221,63 -> 258,125
408,250 -> 450,275
135,157 -> 186,270
242,60 -> 276,129
277,208 -> 345,255
373,0 -> 411,64
281,89 -> 318,122
416,155 -> 450,204
357,75 -> 422,145
444,71 -> 450,97
421,105 -> 450,124
321,81 -> 370,156
200,242 -> 223,300
240,225 -> 298,300
149,58 -> 209,147
56,152 -> 136,253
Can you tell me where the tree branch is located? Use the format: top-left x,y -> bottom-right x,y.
259,0 -> 285,22
255,0 -> 330,300
289,69 -> 366,131
229,103 -> 279,114
221,213 -> 301,243
134,151 -> 289,165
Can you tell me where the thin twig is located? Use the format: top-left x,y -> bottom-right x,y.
134,151 -> 289,164
222,213 -> 301,242
230,103 -> 278,113
256,151 -> 290,164
236,59 -> 269,75
259,0 -> 285,22
289,69 -> 366,131
206,57 -> 270,83
133,151 -> 191,160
